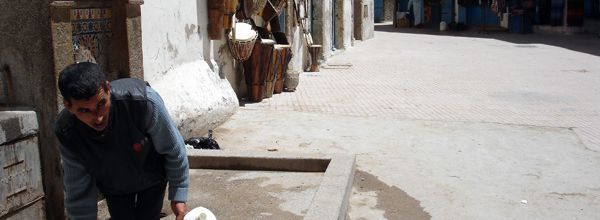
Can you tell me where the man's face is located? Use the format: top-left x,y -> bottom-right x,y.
65,83 -> 111,131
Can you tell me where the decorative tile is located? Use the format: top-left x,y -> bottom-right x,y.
71,8 -> 112,64
70,8 -> 112,20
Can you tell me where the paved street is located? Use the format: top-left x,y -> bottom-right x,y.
213,24 -> 600,219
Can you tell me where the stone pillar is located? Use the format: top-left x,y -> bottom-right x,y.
125,1 -> 144,79
354,0 -> 364,40
312,0 -> 333,59
110,0 -> 145,79
48,2 -> 75,219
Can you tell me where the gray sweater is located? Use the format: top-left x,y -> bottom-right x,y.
59,87 -> 189,220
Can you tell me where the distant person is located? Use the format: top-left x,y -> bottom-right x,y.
54,62 -> 189,220
408,0 -> 424,27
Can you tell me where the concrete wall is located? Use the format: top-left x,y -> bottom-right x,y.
0,1 -> 63,219
141,0 -> 238,138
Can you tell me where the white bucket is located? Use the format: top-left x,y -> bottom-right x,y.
184,206 -> 217,220
440,21 -> 448,32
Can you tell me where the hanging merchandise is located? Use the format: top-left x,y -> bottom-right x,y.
490,0 -> 507,20
207,0 -> 225,40
223,0 -> 238,29
292,0 -> 321,72
261,0 -> 286,23
408,0 -> 425,26
245,0 -> 269,16
228,22 -> 258,61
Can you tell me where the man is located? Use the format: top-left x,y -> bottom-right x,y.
54,62 -> 189,220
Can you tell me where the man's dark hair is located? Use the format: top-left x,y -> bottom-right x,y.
58,62 -> 107,102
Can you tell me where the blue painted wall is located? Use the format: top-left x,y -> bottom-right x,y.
465,5 -> 501,26
375,0 -> 384,22
458,6 -> 467,23
441,0 -> 453,22
397,0 -> 409,12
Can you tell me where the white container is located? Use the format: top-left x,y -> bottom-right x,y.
440,21 -> 448,31
184,207 -> 217,220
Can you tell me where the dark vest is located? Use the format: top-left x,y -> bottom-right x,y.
55,78 -> 166,196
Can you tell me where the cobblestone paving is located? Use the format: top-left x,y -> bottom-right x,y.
244,25 -> 600,151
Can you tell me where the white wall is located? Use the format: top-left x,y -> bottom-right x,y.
141,0 -> 238,138
322,0 -> 333,58
363,0 -> 375,40
141,1 -> 205,81
343,0 -> 354,49
288,25 -> 306,73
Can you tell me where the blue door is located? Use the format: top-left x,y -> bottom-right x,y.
375,0 -> 384,22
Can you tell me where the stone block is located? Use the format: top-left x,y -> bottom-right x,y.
0,137 -> 44,218
0,111 -> 38,145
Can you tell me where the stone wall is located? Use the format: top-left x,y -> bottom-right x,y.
0,1 -> 63,219
141,0 -> 238,138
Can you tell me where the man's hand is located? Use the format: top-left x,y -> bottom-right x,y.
171,201 -> 187,220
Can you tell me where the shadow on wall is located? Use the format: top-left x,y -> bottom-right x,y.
375,23 -> 600,57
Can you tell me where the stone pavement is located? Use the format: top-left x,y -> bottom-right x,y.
213,23 -> 600,219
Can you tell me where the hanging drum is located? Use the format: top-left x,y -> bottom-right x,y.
228,22 -> 258,61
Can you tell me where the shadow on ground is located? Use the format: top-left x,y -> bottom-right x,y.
352,170 -> 431,220
374,23 -> 600,57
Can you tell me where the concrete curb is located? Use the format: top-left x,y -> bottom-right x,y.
186,150 -> 356,220
304,154 -> 356,220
